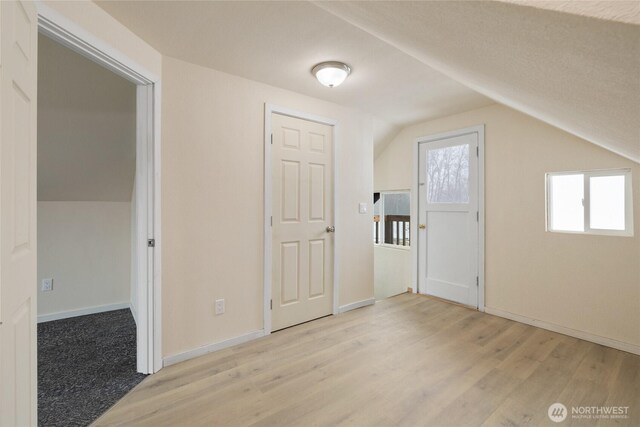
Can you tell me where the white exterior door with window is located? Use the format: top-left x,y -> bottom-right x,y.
0,0 -> 38,424
417,130 -> 479,308
271,113 -> 334,331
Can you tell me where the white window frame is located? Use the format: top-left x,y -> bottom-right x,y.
374,190 -> 411,250
546,168 -> 633,237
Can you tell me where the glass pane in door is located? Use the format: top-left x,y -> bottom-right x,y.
426,144 -> 470,203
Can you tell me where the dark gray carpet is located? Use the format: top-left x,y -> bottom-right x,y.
38,309 -> 147,427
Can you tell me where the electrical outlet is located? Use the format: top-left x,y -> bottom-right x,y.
359,202 -> 367,214
215,299 -> 225,315
41,278 -> 53,292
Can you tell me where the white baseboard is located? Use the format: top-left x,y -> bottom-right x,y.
338,298 -> 375,314
38,302 -> 130,323
485,307 -> 640,356
163,329 -> 265,367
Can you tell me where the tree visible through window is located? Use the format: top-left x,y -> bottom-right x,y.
427,144 -> 469,204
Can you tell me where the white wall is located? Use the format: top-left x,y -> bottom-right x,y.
374,246 -> 411,300
42,0 -> 377,362
37,202 -> 131,318
161,56 -> 374,358
375,103 -> 640,348
38,33 -> 136,202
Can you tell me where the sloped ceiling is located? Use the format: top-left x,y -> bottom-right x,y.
497,0 -> 640,25
94,0 -> 494,153
314,1 -> 640,162
94,0 -> 639,162
38,34 -> 136,202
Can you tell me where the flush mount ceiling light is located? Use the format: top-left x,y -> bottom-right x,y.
312,61 -> 351,88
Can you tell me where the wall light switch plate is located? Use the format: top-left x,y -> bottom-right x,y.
41,278 -> 53,292
215,299 -> 225,315
359,203 -> 368,214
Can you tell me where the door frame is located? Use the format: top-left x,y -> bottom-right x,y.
263,104 -> 338,335
36,4 -> 163,373
411,125 -> 485,311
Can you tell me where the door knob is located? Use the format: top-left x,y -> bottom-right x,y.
326,226 -> 335,233
418,224 -> 426,229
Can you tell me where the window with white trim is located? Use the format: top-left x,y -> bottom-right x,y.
373,191 -> 411,246
546,169 -> 633,236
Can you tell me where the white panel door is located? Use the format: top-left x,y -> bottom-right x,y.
271,113 -> 333,331
418,132 -> 479,307
0,1 -> 38,425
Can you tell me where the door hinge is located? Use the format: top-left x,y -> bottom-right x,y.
270,216 -> 273,227
271,133 -> 273,145
476,276 -> 479,287
147,238 -> 155,248
270,299 -> 273,310
476,146 -> 479,157
476,211 -> 479,222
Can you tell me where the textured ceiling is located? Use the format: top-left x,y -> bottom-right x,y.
94,0 -> 494,151
497,0 -> 640,25
94,0 -> 639,162
38,34 -> 136,201
315,1 -> 640,162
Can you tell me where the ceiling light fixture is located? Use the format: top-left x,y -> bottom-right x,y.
312,61 -> 351,88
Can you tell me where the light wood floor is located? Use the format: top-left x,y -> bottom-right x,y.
94,294 -> 640,426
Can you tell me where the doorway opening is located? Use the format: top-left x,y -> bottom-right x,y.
35,10 -> 160,424
36,33 -> 136,426
4,3 -> 160,424
373,190 -> 412,301
414,126 -> 485,309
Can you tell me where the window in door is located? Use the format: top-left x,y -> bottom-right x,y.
427,143 -> 470,204
546,169 -> 633,236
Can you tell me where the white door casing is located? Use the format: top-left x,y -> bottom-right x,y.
136,84 -> 154,373
271,113 -> 334,331
0,0 -> 38,425
37,5 -> 162,373
417,127 -> 483,308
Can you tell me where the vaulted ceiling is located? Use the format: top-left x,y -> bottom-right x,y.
497,0 -> 640,25
94,0 -> 494,155
315,1 -> 640,162
96,1 -> 640,162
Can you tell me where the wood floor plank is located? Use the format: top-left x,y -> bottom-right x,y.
93,294 -> 640,427
482,338 -> 591,426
